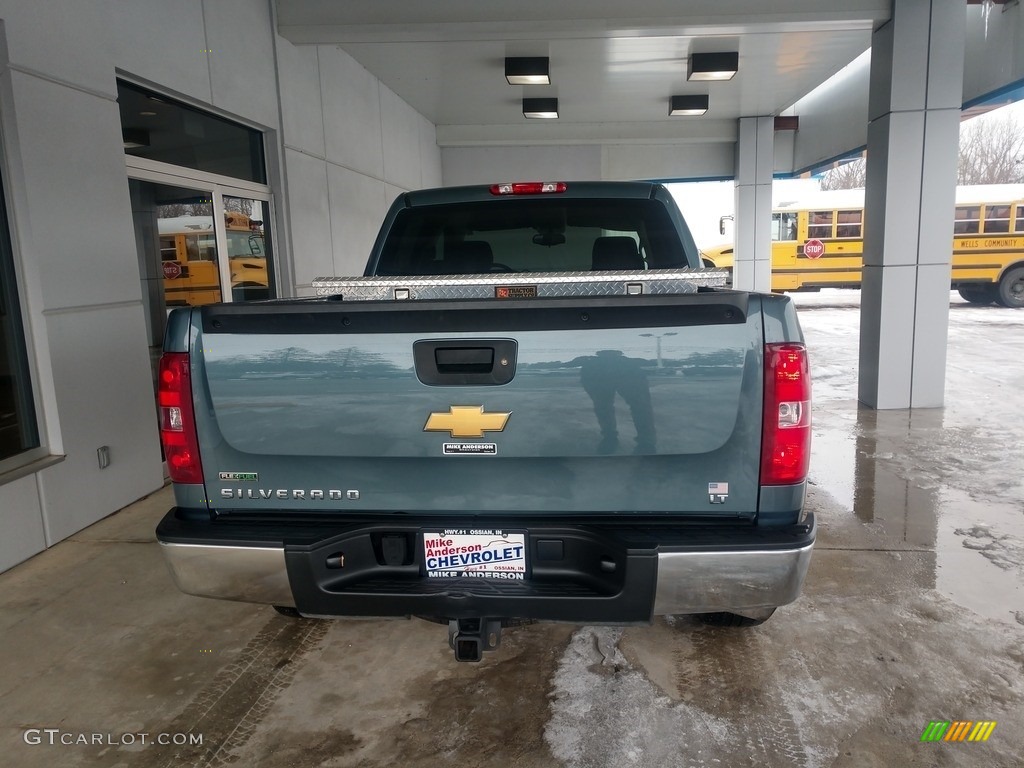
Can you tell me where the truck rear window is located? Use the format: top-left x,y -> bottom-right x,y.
373,198 -> 691,276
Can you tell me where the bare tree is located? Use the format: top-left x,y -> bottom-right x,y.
157,198 -> 254,225
958,113 -> 1024,185
223,197 -> 253,216
820,157 -> 867,190
158,202 -> 212,217
817,113 -> 1024,190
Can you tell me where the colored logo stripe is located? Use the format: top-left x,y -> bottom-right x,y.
944,721 -> 972,742
920,720 -> 996,743
969,722 -> 997,742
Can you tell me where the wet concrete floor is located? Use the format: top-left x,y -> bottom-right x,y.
1,292 -> 1023,767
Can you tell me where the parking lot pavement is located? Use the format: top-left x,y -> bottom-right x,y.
1,291 -> 1023,767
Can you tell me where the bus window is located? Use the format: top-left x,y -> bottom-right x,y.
184,233 -> 216,260
1017,205 -> 1024,232
807,211 -> 833,239
771,212 -> 797,241
954,206 -> 980,234
836,210 -> 863,238
983,204 -> 1011,233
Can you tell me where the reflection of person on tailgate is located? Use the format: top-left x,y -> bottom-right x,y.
573,350 -> 656,455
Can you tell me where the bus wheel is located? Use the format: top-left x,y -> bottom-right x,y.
996,267 -> 1024,308
958,284 -> 998,305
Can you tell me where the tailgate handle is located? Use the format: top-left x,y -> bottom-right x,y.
414,339 -> 517,386
435,347 -> 494,373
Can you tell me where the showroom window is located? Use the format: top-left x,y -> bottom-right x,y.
118,80 -> 266,184
0,167 -> 40,466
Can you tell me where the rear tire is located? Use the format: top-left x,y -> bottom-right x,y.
696,610 -> 774,627
996,267 -> 1024,308
957,284 -> 998,305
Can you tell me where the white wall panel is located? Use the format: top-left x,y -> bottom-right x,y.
328,164 -> 387,276
319,45 -> 384,178
38,305 -> 162,544
0,475 -> 45,572
442,145 -> 602,186
277,38 -> 326,157
105,0 -> 211,102
603,143 -> 734,181
204,0 -> 279,129
419,117 -> 442,188
284,148 -> 333,287
0,0 -> 115,93
9,72 -> 141,311
380,87 -> 422,190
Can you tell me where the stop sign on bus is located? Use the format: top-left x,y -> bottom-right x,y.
163,261 -> 183,280
803,239 -> 825,259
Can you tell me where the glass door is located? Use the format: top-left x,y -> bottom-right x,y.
224,196 -> 274,302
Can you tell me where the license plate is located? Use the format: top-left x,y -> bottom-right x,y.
423,530 -> 527,580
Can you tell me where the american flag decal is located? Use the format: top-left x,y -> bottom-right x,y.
708,482 -> 729,494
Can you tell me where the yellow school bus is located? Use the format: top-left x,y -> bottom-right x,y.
701,185 -> 1024,307
159,212 -> 269,306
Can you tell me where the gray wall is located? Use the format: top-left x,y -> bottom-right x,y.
277,43 -> 442,294
0,0 -> 440,571
440,121 -> 739,184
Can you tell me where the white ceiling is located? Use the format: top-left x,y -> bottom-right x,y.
275,0 -> 891,146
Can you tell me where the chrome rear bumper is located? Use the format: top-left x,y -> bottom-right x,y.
158,541 -> 295,607
651,542 -> 814,616
159,535 -> 813,617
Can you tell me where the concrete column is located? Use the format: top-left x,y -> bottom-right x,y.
859,0 -> 965,409
733,116 -> 774,293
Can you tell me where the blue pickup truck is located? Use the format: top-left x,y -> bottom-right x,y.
155,181 -> 814,661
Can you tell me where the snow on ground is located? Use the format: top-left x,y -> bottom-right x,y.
786,289 -> 1024,402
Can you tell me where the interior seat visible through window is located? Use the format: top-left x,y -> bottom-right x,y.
591,236 -> 644,271
443,241 -> 494,273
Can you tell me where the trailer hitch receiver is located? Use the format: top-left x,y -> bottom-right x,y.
448,618 -> 503,662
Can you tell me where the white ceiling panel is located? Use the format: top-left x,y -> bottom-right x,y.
275,0 -> 889,146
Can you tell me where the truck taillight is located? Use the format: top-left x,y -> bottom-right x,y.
489,182 -> 567,195
158,352 -> 204,485
761,343 -> 811,486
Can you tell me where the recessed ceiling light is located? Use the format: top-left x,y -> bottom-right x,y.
669,95 -> 709,116
688,52 -> 739,82
505,57 -> 550,86
523,97 -> 558,119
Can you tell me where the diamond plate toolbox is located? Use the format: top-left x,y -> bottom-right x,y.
311,269 -> 729,301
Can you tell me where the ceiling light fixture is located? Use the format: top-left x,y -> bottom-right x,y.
687,52 -> 739,81
523,97 -> 558,119
669,95 -> 709,116
505,57 -> 550,85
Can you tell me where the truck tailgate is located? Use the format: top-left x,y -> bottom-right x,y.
192,293 -> 762,517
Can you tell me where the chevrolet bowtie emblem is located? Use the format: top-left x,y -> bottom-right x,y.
424,406 -> 511,438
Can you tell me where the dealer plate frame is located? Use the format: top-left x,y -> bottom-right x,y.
422,529 -> 528,581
